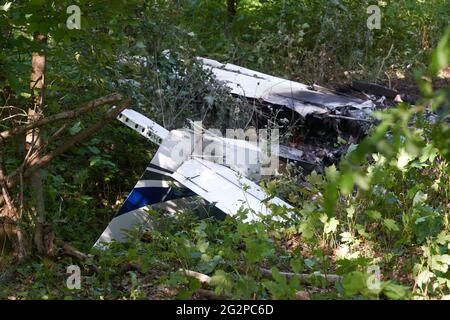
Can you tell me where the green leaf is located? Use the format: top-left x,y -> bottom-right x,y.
307,171 -> 323,186
342,271 -> 366,297
69,121 -> 82,135
413,191 -> 427,206
298,221 -> 315,240
346,206 -> 355,219
290,259 -> 303,274
396,148 -> 412,171
383,219 -> 400,232
429,28 -> 450,76
340,232 -> 354,244
324,217 -> 339,234
244,238 -> 273,264
367,210 -> 382,221
431,255 -> 450,273
135,41 -> 146,49
340,171 -> 354,195
416,270 -> 434,287
196,240 -> 209,253
436,232 -> 450,245
325,165 -> 339,182
210,270 -> 233,295
382,282 -> 408,300
323,182 -> 338,215
87,146 -> 101,155
419,144 -> 438,163
356,224 -> 371,238
1,2 -> 12,11
270,267 -> 287,285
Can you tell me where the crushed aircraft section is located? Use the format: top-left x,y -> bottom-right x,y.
95,109 -> 293,246
96,58 -> 382,246
199,57 -> 375,117
198,57 -> 376,172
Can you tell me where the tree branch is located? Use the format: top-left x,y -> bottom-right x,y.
180,269 -> 212,284
5,101 -> 130,190
0,93 -> 123,140
0,138 -> 15,216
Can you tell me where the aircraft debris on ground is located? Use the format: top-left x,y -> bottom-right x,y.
199,57 -> 375,118
97,58 -> 384,246
95,109 -> 293,246
198,57 -> 378,172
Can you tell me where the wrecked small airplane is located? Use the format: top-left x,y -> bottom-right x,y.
94,108 -> 293,246
96,59 -> 375,246
199,57 -> 375,118
199,57 -> 376,170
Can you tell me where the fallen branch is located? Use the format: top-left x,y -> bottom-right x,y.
180,269 -> 230,299
260,268 -> 342,284
6,122 -> 69,183
56,240 -> 90,261
180,269 -> 212,284
56,240 -> 100,273
181,267 -> 342,286
46,123 -> 70,146
181,268 -> 333,299
0,93 -> 123,140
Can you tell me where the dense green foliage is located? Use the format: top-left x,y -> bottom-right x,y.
182,0 -> 450,82
0,0 -> 449,300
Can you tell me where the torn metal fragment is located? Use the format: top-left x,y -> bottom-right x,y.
94,109 -> 293,246
199,57 -> 375,117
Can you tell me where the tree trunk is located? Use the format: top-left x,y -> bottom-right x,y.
227,0 -> 237,21
27,32 -> 51,256
225,0 -> 237,37
0,139 -> 27,259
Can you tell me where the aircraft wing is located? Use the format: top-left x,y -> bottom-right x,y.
95,157 -> 292,247
94,163 -> 195,247
172,158 -> 292,222
95,109 -> 294,247
117,108 -> 169,145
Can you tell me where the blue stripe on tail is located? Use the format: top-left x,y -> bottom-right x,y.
116,186 -> 196,217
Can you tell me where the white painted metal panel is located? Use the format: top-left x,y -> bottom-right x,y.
94,196 -> 199,247
199,57 -> 374,117
172,158 -> 292,222
94,207 -> 152,246
118,109 -> 169,144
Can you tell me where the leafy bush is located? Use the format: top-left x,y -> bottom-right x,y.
1,1 -> 449,301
